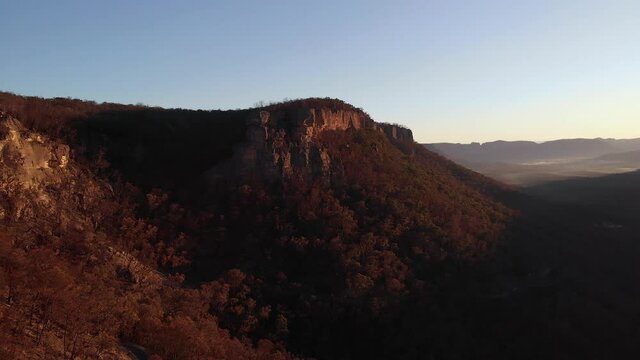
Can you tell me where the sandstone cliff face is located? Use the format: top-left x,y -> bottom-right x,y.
0,116 -> 70,188
0,112 -> 157,284
216,107 -> 413,181
0,113 -> 107,229
376,123 -> 414,142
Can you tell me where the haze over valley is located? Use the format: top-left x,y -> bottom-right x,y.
427,138 -> 640,186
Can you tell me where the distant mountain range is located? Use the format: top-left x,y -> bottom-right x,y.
425,138 -> 640,186
426,138 -> 640,164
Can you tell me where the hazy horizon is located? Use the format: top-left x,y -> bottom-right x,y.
2,0 -> 639,143
428,136 -> 640,145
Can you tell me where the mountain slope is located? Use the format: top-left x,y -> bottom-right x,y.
0,111 -> 295,360
526,170 -> 640,224
0,93 -> 518,359
3,92 -> 640,359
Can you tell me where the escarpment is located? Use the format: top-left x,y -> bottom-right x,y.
218,105 -> 414,181
377,123 -> 413,142
66,99 -> 415,190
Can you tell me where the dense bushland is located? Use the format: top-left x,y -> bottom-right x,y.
4,93 -> 640,359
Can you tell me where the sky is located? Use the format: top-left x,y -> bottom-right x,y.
1,0 -> 639,143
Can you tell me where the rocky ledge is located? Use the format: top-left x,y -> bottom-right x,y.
215,105 -> 413,180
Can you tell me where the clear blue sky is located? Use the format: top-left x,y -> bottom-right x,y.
1,0 -> 639,143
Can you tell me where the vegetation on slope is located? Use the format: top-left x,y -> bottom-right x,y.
5,92 -> 639,359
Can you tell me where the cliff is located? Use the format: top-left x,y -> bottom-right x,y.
221,105 -> 414,180
0,116 -> 70,187
376,123 -> 414,142
0,113 -> 112,230
0,113 -> 71,221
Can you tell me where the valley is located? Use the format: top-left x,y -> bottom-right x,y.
427,140 -> 640,186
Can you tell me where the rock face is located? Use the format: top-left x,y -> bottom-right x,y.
0,116 -> 70,188
376,123 -> 414,142
216,107 -> 413,181
0,113 -> 107,228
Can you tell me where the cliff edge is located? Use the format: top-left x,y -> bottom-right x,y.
226,101 -> 413,179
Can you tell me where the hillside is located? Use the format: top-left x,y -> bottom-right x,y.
526,170 -> 640,224
595,149 -> 640,162
0,92 -> 515,359
3,92 -> 640,359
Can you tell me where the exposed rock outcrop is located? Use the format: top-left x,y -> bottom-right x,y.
376,123 -> 414,142
0,116 -> 70,188
217,106 -> 413,181
0,113 -> 108,229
